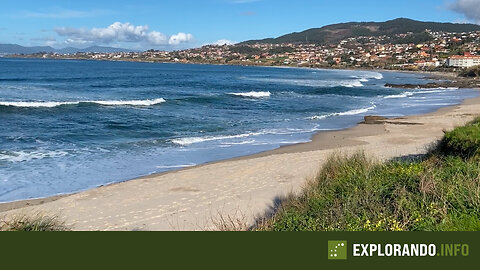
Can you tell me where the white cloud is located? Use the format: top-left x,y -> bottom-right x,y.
147,31 -> 168,45
54,22 -> 194,47
168,33 -> 194,45
209,39 -> 237,46
449,0 -> 480,23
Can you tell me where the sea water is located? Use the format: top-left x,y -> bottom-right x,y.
0,58 -> 478,202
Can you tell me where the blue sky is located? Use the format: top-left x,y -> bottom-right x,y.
0,0 -> 478,50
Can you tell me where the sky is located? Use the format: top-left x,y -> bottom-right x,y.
0,0 -> 479,50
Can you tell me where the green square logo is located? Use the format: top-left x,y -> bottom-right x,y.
328,241 -> 347,260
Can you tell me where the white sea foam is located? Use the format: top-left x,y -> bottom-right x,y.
220,140 -> 257,145
171,127 -> 320,146
91,98 -> 166,106
242,77 -> 364,88
309,105 -> 376,120
0,101 -> 80,108
0,98 -> 166,108
372,73 -> 383,80
229,91 -> 271,98
156,164 -> 196,169
343,80 -> 364,88
384,92 -> 414,99
0,150 -> 68,163
351,72 -> 383,81
424,87 -> 459,90
171,133 -> 260,146
418,88 -> 458,94
383,87 -> 459,99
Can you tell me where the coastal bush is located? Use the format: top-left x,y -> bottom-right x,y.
0,213 -> 69,231
459,65 -> 480,77
441,117 -> 480,158
256,119 -> 480,231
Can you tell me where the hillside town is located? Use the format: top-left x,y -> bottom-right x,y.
11,29 -> 480,71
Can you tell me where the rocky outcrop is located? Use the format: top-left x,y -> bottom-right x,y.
362,115 -> 387,124
385,78 -> 480,89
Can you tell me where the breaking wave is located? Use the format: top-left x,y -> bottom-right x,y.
171,128 -> 319,146
171,133 -> 260,146
0,98 -> 166,108
384,92 -> 414,99
0,150 -> 68,163
229,91 -> 271,98
242,77 -> 365,88
383,87 -> 459,99
310,105 -> 376,120
351,72 -> 383,82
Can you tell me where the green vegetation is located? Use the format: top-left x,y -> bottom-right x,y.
441,118 -> 480,158
1,213 -> 69,231
243,18 -> 480,45
383,31 -> 433,45
229,45 -> 262,55
268,47 -> 295,55
459,65 -> 480,78
257,118 -> 480,231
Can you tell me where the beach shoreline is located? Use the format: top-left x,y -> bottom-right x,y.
0,68 -> 480,229
1,91 -> 476,213
0,97 -> 480,225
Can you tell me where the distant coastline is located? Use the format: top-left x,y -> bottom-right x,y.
5,55 -> 479,90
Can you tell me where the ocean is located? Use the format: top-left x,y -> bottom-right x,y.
0,58 -> 478,202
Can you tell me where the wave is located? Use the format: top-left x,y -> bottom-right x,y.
0,98 -> 166,108
343,80 -> 364,88
242,77 -> 364,88
351,72 -> 383,81
156,163 -> 196,169
383,87 -> 459,99
220,140 -> 257,145
171,133 -> 260,146
418,88 -> 459,94
371,73 -> 383,80
310,105 -> 376,120
229,91 -> 271,98
0,85 -> 46,91
171,126 -> 343,147
171,127 -> 318,146
384,92 -> 414,99
421,87 -> 459,90
0,150 -> 68,163
91,98 -> 166,106
0,101 -> 79,108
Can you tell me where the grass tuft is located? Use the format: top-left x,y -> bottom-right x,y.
0,213 -> 69,231
211,211 -> 249,231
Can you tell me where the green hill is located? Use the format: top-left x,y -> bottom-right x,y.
242,18 -> 480,45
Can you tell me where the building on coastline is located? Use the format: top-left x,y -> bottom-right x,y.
447,54 -> 480,68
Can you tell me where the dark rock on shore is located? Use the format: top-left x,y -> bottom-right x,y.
361,115 -> 424,125
362,115 -> 387,124
385,78 -> 480,89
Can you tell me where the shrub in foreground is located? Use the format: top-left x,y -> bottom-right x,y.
441,117 -> 480,158
257,150 -> 480,231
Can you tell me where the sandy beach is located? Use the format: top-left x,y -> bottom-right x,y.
1,92 -> 480,230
